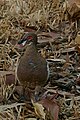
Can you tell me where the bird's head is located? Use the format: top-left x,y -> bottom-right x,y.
17,32 -> 38,48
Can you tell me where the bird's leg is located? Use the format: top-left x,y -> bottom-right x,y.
34,86 -> 44,101
19,86 -> 27,102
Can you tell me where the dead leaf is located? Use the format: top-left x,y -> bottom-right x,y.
66,52 -> 70,63
40,49 -> 46,58
0,96 -> 3,102
26,118 -> 37,120
0,0 -> 5,6
0,71 -> 14,75
68,0 -> 80,6
75,46 -> 80,53
5,74 -> 15,85
67,0 -> 80,20
0,87 -> 4,102
75,32 -> 80,45
38,32 -> 59,43
47,58 -> 66,63
32,100 -> 45,119
76,76 -> 80,86
39,95 -> 59,120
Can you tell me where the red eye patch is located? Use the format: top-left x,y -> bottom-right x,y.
27,36 -> 33,40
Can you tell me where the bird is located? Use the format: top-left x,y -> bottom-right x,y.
16,32 -> 49,100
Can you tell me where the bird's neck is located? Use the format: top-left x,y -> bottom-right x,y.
27,42 -> 37,50
24,43 -> 38,56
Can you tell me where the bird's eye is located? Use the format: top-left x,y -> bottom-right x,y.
27,36 -> 33,41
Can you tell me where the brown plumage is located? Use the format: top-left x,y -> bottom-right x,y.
17,32 -> 49,90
